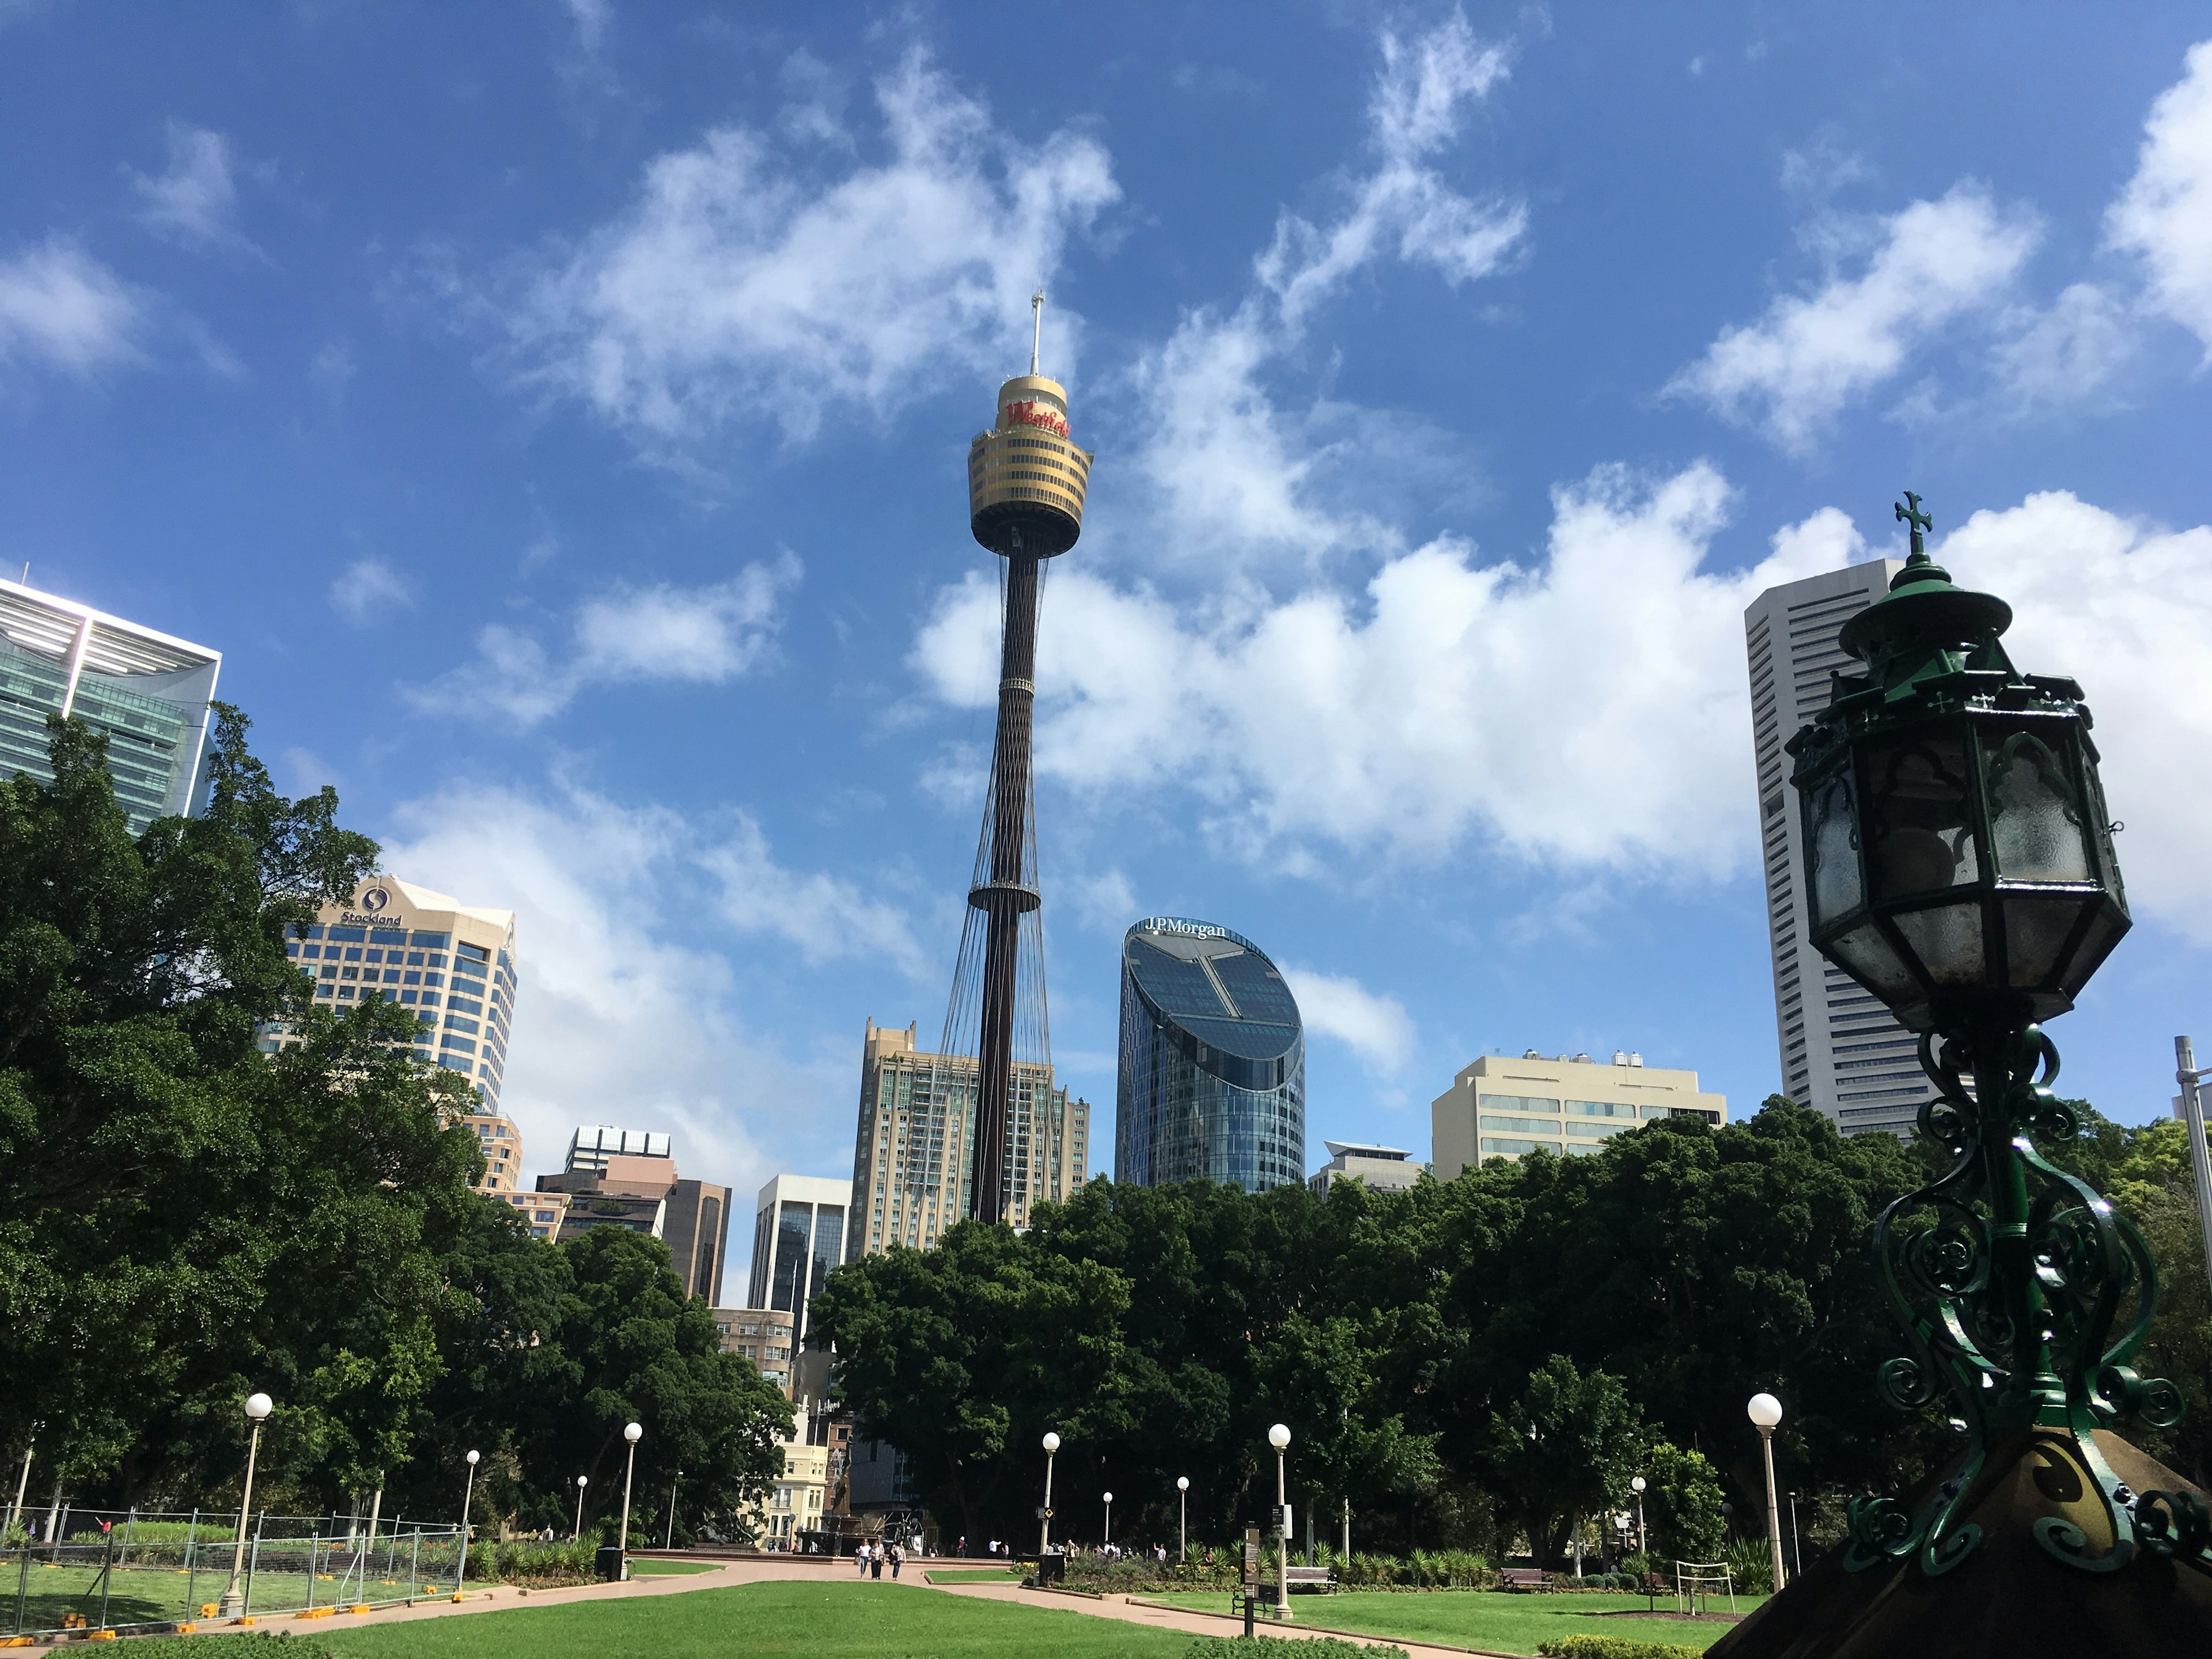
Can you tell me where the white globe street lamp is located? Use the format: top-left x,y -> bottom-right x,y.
1268,1425 -> 1292,1621
1040,1433 -> 1060,1556
1177,1476 -> 1190,1565
1747,1392 -> 1786,1592
456,1450 -> 482,1596
1103,1491 -> 1113,1548
217,1393 -> 273,1618
1630,1475 -> 1647,1557
573,1474 -> 589,1543
618,1422 -> 643,1579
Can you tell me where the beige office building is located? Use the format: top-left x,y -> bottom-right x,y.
273,874 -> 518,1108
713,1306 -> 797,1396
535,1130 -> 729,1303
1433,1051 -> 1727,1179
849,1019 -> 1089,1257
464,1113 -> 523,1195
505,1190 -> 570,1240
745,1403 -> 830,1548
1745,560 -> 1932,1139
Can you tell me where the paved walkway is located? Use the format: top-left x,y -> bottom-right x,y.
925,1580 -> 1518,1659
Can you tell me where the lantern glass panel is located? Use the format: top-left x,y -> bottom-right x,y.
1808,770 -> 1863,925
2003,896 -> 2084,988
1866,732 -> 1979,900
2061,906 -> 2127,997
1987,730 -> 2090,883
1827,921 -> 1921,1003
1893,902 -> 1987,986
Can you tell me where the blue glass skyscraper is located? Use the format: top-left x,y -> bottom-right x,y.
1115,917 -> 1305,1192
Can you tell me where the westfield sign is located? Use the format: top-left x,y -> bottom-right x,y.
1002,399 -> 1069,438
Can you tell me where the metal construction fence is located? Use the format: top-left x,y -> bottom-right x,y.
2,1522 -> 468,1638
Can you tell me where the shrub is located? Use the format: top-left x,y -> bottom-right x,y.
463,1536 -> 601,1587
1190,1639 -> 1407,1659
1722,1536 -> 1774,1597
1535,1638 -> 1703,1659
111,1642 -> 338,1659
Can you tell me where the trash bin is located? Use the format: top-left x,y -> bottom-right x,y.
596,1546 -> 628,1582
1035,1552 -> 1065,1585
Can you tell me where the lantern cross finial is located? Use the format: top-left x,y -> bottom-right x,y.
1895,490 -> 1932,558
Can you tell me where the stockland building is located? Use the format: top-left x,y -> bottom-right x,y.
267,875 -> 518,1106
1431,1050 -> 1726,1177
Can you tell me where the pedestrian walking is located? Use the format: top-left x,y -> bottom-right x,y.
857,1541 -> 869,1577
870,1543 -> 884,1580
890,1543 -> 903,1579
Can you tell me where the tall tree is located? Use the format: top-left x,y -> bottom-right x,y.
1482,1355 -> 1644,1566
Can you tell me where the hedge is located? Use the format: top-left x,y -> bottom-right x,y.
1188,1639 -> 1408,1659
1535,1637 -> 1705,1659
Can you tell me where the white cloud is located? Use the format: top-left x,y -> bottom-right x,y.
565,0 -> 611,53
330,556 -> 413,620
0,239 -> 146,376
2108,39 -> 2212,357
1937,493 -> 2212,941
1128,12 -> 1522,571
506,50 -> 1118,447
1667,184 -> 2040,452
415,554 -> 798,724
128,124 -> 252,252
378,778 -> 800,1204
919,463 -> 1857,877
1281,966 -> 1416,1074
1991,281 -> 2136,408
700,812 -> 930,979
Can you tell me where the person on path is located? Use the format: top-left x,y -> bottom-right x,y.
857,1541 -> 869,1577
890,1543 -> 903,1579
870,1543 -> 884,1580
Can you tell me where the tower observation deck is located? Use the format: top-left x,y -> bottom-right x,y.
942,293 -> 1093,1226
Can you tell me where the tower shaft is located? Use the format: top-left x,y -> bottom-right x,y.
969,550 -> 1041,1222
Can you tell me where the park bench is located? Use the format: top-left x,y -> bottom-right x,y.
1246,1566 -> 1338,1599
1499,1567 -> 1549,1590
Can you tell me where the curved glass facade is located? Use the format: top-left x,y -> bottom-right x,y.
1115,917 -> 1305,1192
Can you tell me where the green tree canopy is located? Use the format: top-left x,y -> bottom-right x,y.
1481,1355 -> 1643,1566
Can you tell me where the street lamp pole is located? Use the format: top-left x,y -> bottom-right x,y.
1748,1393 -> 1786,1592
1103,1491 -> 1112,1549
1268,1424 -> 1291,1622
2176,1039 -> 2212,1302
1176,1476 -> 1188,1565
1039,1433 -> 1059,1556
619,1423 -> 643,1577
6,1435 -> 30,1539
573,1475 -> 588,1543
456,1450 -> 480,1595
1630,1476 -> 1647,1558
217,1393 -> 272,1618
665,1469 -> 682,1551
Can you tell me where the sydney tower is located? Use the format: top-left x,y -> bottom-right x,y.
942,293 -> 1091,1225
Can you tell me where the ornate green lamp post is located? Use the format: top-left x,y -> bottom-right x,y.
1713,494 -> 2211,1656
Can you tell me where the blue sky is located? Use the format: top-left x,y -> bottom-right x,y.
5,5 -> 2211,1290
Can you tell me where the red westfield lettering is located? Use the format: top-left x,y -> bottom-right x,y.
1003,400 -> 1069,437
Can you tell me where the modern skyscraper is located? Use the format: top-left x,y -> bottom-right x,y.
846,1018 -> 1088,1255
940,294 -> 1093,1225
0,575 -> 221,834
567,1125 -> 671,1173
1745,559 -> 1935,1138
1115,918 -> 1305,1192
272,874 -> 517,1106
745,1175 -> 851,1347
1431,1050 -> 1727,1177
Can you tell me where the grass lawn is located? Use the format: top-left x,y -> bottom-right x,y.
0,1559 -> 438,1633
321,1581 -> 1190,1659
1143,1587 -> 1759,1656
626,1560 -> 721,1577
925,1568 -> 1028,1584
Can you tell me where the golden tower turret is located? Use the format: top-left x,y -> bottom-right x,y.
966,294 -> 1092,556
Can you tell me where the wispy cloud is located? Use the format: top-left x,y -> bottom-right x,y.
413,554 -> 800,725
0,238 -> 147,377
330,557 -> 412,621
128,124 -> 256,253
700,812 -> 931,979
1282,966 -> 1416,1074
502,48 -> 1118,451
1666,184 -> 2039,453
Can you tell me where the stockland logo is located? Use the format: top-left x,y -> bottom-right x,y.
359,885 -> 391,913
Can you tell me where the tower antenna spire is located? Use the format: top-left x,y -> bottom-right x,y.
1030,287 -> 1044,376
